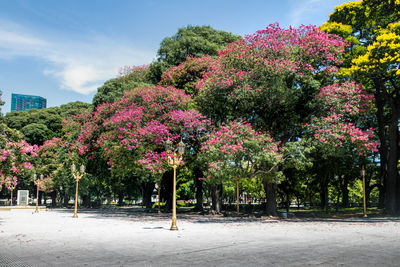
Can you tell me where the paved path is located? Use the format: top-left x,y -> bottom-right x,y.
0,209 -> 399,266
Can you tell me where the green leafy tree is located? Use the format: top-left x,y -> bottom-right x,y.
0,89 -> 4,118
2,101 -> 92,204
59,101 -> 93,117
149,25 -> 241,83
4,102 -> 92,146
4,111 -> 29,129
92,65 -> 152,107
21,123 -> 50,145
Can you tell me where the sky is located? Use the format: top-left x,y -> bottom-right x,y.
0,0 -> 350,114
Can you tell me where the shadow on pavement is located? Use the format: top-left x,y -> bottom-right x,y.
287,217 -> 400,223
47,208 -> 400,224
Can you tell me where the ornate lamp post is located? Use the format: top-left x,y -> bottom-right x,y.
361,167 -> 367,218
71,163 -> 85,218
34,174 -> 44,213
165,139 -> 185,231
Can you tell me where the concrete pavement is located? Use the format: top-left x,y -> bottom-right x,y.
0,209 -> 399,266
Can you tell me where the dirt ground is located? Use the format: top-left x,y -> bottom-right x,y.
1,208 -> 399,266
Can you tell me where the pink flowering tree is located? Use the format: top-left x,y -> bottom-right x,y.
37,176 -> 55,193
306,82 -> 378,157
78,85 -> 212,208
0,123 -> 37,201
96,86 -> 191,175
197,23 -> 347,134
35,137 -> 67,206
195,24 -> 347,215
37,138 -> 62,180
60,110 -> 100,206
304,81 -> 379,210
159,55 -> 215,96
199,120 -> 282,213
3,176 -> 18,192
118,64 -> 150,80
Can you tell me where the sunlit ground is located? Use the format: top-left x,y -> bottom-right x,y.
1,208 -> 399,266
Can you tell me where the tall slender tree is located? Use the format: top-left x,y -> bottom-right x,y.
323,0 -> 400,214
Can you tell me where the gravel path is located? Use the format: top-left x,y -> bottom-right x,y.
0,209 -> 399,266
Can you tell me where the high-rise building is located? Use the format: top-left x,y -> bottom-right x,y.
11,93 -> 47,111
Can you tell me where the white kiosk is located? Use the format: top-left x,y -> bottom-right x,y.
17,190 -> 29,206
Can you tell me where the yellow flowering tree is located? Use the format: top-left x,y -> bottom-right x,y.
351,21 -> 400,76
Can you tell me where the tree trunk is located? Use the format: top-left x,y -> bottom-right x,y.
211,184 -> 223,213
336,191 -> 340,212
51,191 -> 57,208
38,191 -> 43,205
193,167 -> 204,211
365,173 -> 372,208
366,187 -> 371,208
162,171 -> 173,211
378,184 -> 385,209
286,192 -> 290,213
341,176 -> 349,208
373,87 -> 388,195
376,80 -> 400,214
63,193 -> 69,207
385,105 -> 399,214
320,174 -> 329,212
118,191 -> 124,206
142,181 -> 154,210
263,179 -> 277,216
82,195 -> 91,207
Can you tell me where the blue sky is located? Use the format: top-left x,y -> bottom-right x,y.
0,0 -> 349,114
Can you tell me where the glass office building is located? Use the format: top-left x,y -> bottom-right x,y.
11,93 -> 47,111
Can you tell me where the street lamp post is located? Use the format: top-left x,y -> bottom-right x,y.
71,163 -> 85,218
165,139 -> 185,231
361,167 -> 367,218
34,174 -> 44,213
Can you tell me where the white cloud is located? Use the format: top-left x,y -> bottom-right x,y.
288,0 -> 325,26
0,30 -> 47,46
0,20 -> 49,58
47,64 -> 102,95
0,19 -> 155,95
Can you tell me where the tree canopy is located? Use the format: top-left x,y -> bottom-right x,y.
92,65 -> 153,107
196,24 -> 346,140
4,101 -> 92,145
149,25 -> 242,83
